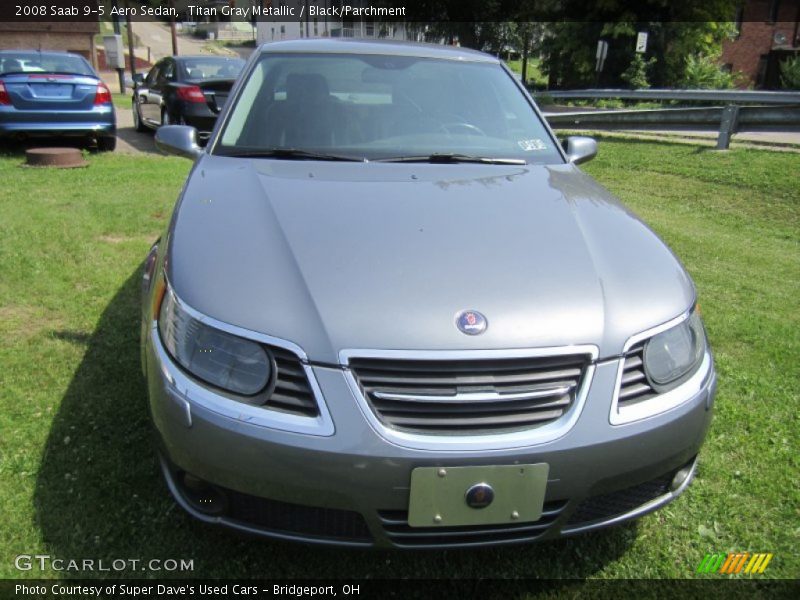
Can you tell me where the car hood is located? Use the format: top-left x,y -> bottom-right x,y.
168,157 -> 694,364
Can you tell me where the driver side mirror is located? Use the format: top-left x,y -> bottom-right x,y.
132,73 -> 145,85
563,136 -> 598,165
155,125 -> 203,160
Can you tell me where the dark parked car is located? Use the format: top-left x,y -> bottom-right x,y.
0,50 -> 116,150
132,55 -> 244,140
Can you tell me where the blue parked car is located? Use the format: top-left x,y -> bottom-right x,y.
0,50 -> 116,151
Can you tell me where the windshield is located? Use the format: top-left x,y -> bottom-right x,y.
216,53 -> 562,164
181,57 -> 245,81
0,52 -> 95,76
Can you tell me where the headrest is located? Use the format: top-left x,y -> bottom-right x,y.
4,59 -> 23,72
286,73 -> 330,104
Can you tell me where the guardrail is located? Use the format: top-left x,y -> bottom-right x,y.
539,88 -> 800,104
535,89 -> 800,149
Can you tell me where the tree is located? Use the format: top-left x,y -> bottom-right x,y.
513,23 -> 542,86
535,0 -> 740,88
780,55 -> 800,90
621,54 -> 656,88
680,51 -> 741,89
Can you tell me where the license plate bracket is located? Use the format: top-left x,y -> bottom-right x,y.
408,463 -> 549,528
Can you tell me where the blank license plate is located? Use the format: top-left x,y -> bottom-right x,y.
31,84 -> 73,98
408,463 -> 549,528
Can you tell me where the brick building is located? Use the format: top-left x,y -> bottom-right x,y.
721,0 -> 800,88
0,22 -> 100,69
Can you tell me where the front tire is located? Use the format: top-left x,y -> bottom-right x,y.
162,107 -> 186,127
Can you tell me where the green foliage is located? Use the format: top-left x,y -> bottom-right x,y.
0,141 -> 798,579
539,19 -> 739,89
621,54 -> 657,89
680,52 -> 739,89
780,55 -> 800,90
540,22 -> 605,88
651,21 -> 738,86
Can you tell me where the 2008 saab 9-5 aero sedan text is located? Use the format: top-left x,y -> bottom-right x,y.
141,39 -> 716,548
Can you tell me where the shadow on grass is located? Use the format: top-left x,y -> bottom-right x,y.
0,137 -> 103,155
35,269 -> 636,580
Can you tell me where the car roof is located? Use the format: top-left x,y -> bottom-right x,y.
257,38 -> 499,63
0,49 -> 85,58
173,55 -> 244,62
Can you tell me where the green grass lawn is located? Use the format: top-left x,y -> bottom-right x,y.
112,92 -> 131,111
505,57 -> 548,88
0,141 -> 797,583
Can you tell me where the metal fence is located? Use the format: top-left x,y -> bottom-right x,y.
539,89 -> 800,104
534,89 -> 800,149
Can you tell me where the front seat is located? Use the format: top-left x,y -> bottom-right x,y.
265,73 -> 348,148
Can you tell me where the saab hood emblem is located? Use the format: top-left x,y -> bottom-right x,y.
465,483 -> 494,509
456,310 -> 487,335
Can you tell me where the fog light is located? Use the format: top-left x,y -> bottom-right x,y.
670,461 -> 695,492
179,472 -> 228,516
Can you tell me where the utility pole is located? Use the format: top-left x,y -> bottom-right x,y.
169,0 -> 179,55
111,0 -> 125,93
125,2 -> 137,85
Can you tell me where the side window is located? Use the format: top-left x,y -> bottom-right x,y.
145,63 -> 160,88
163,61 -> 175,81
157,61 -> 174,85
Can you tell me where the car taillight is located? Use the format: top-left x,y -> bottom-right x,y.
0,82 -> 10,105
176,85 -> 206,103
94,82 -> 112,105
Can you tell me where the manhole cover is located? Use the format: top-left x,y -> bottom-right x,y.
25,147 -> 88,168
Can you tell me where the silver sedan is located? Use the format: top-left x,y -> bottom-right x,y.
141,39 -> 716,548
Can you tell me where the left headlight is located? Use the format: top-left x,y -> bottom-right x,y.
643,310 -> 707,391
158,286 -> 273,396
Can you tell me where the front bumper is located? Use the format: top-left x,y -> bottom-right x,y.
174,103 -> 217,139
0,106 -> 115,138
144,327 -> 716,549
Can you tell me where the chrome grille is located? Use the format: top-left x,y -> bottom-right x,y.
618,343 -> 657,406
349,354 -> 590,434
267,347 -> 319,417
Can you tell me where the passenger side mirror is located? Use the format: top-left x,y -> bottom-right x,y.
132,73 -> 144,85
563,136 -> 598,165
155,125 -> 203,160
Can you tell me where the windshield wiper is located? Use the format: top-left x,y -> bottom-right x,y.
375,153 -> 526,165
219,148 -> 365,162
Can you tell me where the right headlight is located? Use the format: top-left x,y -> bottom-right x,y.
643,310 -> 707,392
158,285 -> 273,397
